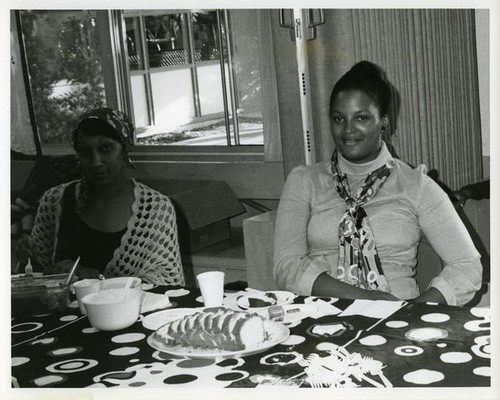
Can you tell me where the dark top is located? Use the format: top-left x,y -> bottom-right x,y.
55,182 -> 126,273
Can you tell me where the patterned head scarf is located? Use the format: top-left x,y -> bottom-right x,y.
72,107 -> 134,166
331,150 -> 394,293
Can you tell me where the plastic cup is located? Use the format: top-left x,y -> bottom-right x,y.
73,279 -> 101,314
196,271 -> 225,307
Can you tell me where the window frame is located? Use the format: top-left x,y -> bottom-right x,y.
23,9 -> 272,164
117,9 -> 260,153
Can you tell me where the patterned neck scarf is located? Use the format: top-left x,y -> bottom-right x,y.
331,150 -> 394,292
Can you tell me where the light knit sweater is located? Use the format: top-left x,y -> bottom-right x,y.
273,143 -> 482,306
30,179 -> 185,286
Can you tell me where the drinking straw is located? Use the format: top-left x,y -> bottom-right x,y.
64,256 -> 81,286
121,277 -> 134,301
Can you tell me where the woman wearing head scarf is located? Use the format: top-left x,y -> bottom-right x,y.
26,108 -> 185,286
273,61 -> 481,306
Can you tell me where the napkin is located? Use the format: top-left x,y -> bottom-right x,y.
308,299 -> 342,319
338,299 -> 405,319
140,292 -> 172,313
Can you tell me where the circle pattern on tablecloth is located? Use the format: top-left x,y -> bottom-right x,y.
215,372 -> 246,381
470,307 -> 490,319
32,313 -> 52,318
260,352 -> 301,366
421,313 -> 450,323
282,335 -> 305,346
307,322 -> 353,338
386,320 -> 408,328
12,322 -> 43,334
249,374 -> 282,385
82,327 -> 99,334
46,358 -> 98,373
110,347 -> 140,356
403,369 -> 444,385
440,352 -> 472,363
473,367 -> 490,377
32,337 -> 57,345
359,335 -> 386,346
405,327 -> 448,342
316,342 -> 343,353
471,335 -> 490,358
47,347 -> 82,357
111,333 -> 146,343
216,359 -> 239,367
68,300 -> 79,309
91,359 -> 248,388
464,319 -> 490,332
164,374 -> 197,384
304,296 -> 337,305
177,359 -> 214,368
12,357 -> 30,366
60,315 -> 79,322
31,374 -> 68,387
394,345 -> 424,356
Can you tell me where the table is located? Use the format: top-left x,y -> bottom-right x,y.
11,285 -> 491,388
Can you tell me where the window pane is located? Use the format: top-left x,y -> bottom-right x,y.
130,75 -> 149,127
150,69 -> 195,127
125,16 -> 144,71
198,64 -> 224,115
230,10 -> 264,145
192,11 -> 220,62
20,10 -> 106,146
145,14 -> 189,68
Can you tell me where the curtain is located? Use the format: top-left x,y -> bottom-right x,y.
351,9 -> 483,189
10,11 -> 37,156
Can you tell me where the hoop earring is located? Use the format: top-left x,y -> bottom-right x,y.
123,153 -> 134,169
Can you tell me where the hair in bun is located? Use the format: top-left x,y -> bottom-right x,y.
329,61 -> 392,116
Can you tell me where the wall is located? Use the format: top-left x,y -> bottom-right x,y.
476,9 -> 490,179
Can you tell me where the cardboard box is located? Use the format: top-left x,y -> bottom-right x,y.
139,179 -> 245,253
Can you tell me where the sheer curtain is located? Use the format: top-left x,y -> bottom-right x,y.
350,9 -> 483,189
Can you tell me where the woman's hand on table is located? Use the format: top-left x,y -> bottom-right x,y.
369,290 -> 399,301
312,273 -> 400,301
14,234 -> 31,268
411,287 -> 447,304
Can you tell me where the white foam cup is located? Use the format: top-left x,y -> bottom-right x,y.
196,271 -> 225,307
73,279 -> 101,314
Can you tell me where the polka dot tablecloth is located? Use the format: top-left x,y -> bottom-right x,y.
11,286 -> 490,388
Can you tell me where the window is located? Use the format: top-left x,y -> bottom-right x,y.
17,10 -> 107,147
17,9 -> 270,151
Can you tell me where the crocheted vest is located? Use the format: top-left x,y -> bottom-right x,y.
30,179 -> 185,286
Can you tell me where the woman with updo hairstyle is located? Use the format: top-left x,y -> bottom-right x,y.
25,108 -> 185,285
273,61 -> 481,306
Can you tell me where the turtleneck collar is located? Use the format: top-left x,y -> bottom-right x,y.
337,142 -> 394,176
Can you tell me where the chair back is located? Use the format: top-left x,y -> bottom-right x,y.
243,210 -> 279,291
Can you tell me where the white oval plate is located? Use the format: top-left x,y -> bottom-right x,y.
147,319 -> 290,359
142,308 -> 200,331
236,291 -> 296,310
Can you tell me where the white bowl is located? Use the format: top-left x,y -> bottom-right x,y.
82,288 -> 142,331
100,277 -> 142,291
